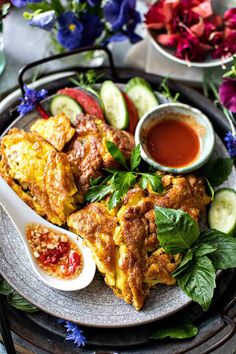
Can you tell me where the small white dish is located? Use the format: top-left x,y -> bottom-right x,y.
0,177 -> 96,291
135,103 -> 215,174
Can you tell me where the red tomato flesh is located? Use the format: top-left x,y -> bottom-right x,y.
122,92 -> 139,135
58,88 -> 104,119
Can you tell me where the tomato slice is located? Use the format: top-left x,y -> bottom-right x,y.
122,92 -> 139,135
58,88 -> 104,119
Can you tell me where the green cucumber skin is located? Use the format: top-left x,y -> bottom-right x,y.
125,77 -> 159,118
50,95 -> 83,124
208,188 -> 236,236
100,81 -> 129,130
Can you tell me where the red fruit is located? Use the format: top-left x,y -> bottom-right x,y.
58,88 -> 104,119
122,92 -> 139,135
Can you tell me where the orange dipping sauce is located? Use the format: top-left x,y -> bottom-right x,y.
146,119 -> 200,168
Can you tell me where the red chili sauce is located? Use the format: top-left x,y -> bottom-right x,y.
146,118 -> 200,168
26,224 -> 83,279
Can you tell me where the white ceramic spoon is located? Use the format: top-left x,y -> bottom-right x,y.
0,177 -> 96,291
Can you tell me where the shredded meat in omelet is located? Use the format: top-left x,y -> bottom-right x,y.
67,175 -> 211,310
65,113 -> 134,193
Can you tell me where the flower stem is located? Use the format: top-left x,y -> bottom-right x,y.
36,104 -> 49,119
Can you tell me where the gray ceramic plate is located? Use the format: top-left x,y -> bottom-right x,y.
0,92 -> 235,328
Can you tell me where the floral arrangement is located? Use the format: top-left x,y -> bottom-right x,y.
11,0 -> 142,51
145,0 -> 236,63
218,56 -> 236,157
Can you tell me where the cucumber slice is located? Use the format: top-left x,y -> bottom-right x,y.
100,80 -> 129,130
125,77 -> 159,118
50,94 -> 83,125
208,188 -> 236,235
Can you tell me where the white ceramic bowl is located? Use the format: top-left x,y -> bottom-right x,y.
135,103 -> 215,173
147,0 -> 235,68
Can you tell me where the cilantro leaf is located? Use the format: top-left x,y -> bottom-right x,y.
175,256 -> 216,311
195,229 -> 236,270
108,172 -> 136,209
155,207 -> 199,254
106,141 -> 128,170
85,184 -> 113,203
140,173 -> 164,193
150,321 -> 198,340
130,144 -> 141,171
202,157 -> 234,187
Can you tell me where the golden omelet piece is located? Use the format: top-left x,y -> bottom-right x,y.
0,128 -> 78,225
66,113 -> 134,193
67,174 -> 210,311
30,113 -> 75,151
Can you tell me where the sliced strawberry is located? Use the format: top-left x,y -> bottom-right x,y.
58,87 -> 104,119
122,92 -> 139,135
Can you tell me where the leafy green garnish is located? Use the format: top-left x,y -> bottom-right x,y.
108,172 -> 136,209
155,207 -> 199,254
159,77 -> 180,102
155,207 -> 236,311
85,143 -> 163,209
0,279 -> 39,313
140,173 -> 164,193
202,157 -> 234,187
195,229 -> 236,270
106,141 -> 128,170
150,321 -> 198,340
204,177 -> 215,200
176,256 -> 216,311
130,144 -> 141,171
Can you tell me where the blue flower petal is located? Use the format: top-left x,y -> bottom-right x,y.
224,131 -> 236,157
29,11 -> 56,32
57,12 -> 84,50
17,85 -> 48,116
80,14 -> 104,46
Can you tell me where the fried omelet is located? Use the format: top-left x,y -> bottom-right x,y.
0,128 -> 78,225
65,113 -> 135,193
68,174 -> 211,310
30,113 -> 75,151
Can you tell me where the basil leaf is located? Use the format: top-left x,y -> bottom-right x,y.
0,279 -> 13,296
85,184 -> 113,203
172,250 -> 193,278
195,229 -> 236,270
106,141 -> 128,170
108,172 -> 136,209
202,158 -> 234,187
8,292 -> 38,313
150,322 -> 198,340
193,243 -> 217,257
140,174 -> 164,193
176,256 -> 216,311
155,207 -> 199,254
130,144 -> 141,171
0,280 -> 38,313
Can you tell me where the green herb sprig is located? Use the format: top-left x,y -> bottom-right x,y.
155,207 -> 236,311
85,142 -> 164,209
0,279 -> 39,313
201,157 -> 234,187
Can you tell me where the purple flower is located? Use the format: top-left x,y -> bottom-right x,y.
80,14 -> 104,46
57,12 -> 83,50
17,85 -> 48,116
29,11 -> 56,31
11,0 -> 41,8
224,131 -> 236,157
104,0 -> 141,43
87,0 -> 101,7
219,77 -> 236,113
224,8 -> 236,29
58,320 -> 86,347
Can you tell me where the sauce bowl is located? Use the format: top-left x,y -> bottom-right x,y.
135,103 -> 215,174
